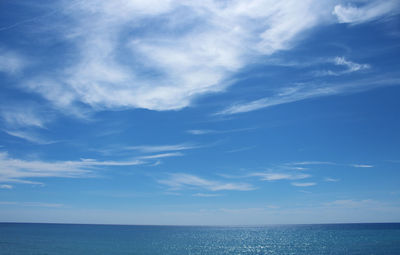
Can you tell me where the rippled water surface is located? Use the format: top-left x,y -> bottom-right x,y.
1,223 -> 400,254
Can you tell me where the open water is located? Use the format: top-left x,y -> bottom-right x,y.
1,223 -> 400,254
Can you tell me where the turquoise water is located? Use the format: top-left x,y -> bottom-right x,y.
1,223 -> 400,254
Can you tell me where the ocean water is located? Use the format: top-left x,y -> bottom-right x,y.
1,223 -> 399,254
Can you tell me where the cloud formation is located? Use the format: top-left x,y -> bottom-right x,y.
291,182 -> 316,187
333,1 -> 399,24
138,152 -> 183,159
158,173 -> 254,191
187,127 -> 256,135
125,143 -> 197,153
0,48 -> 26,74
315,57 -> 370,76
23,0 -> 339,113
352,164 -> 374,168
216,76 -> 400,115
251,172 -> 310,181
0,105 -> 48,129
0,152 -> 143,184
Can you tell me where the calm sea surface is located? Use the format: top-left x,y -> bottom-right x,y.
1,223 -> 399,254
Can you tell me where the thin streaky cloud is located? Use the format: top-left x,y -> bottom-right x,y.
187,130 -> 215,135
139,152 -> 183,160
291,182 -> 316,187
250,172 -> 311,181
0,184 -> 13,189
187,127 -> 257,135
149,161 -> 162,167
324,177 -> 340,182
352,164 -> 374,168
0,151 -> 144,184
0,49 -> 27,74
0,105 -> 48,129
125,144 -> 198,153
4,130 -> 55,145
290,161 -> 336,166
334,57 -> 370,72
158,173 -> 255,192
333,1 -> 400,24
216,77 -> 400,115
0,0 -> 76,32
314,56 -> 370,76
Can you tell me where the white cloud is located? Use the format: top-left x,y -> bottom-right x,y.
139,152 -> 183,159
125,143 -> 197,153
158,173 -> 254,191
0,184 -> 13,189
251,172 -> 311,181
216,76 -> 400,115
0,151 -> 143,184
324,177 -> 339,182
291,182 -> 316,187
334,57 -> 370,72
187,127 -> 256,135
4,130 -> 54,145
333,1 -> 399,24
0,105 -> 48,129
216,85 -> 339,115
0,48 -> 26,74
291,161 -> 335,166
315,57 -> 370,76
23,0 -> 339,113
187,130 -> 215,135
352,164 -> 374,168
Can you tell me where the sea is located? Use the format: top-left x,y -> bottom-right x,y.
1,223 -> 399,254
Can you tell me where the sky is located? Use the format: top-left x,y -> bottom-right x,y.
0,0 -> 400,225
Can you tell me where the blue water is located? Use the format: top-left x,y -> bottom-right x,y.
1,223 -> 400,254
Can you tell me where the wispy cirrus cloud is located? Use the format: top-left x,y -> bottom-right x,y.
158,173 -> 254,191
250,172 -> 311,181
125,143 -> 198,153
290,161 -> 336,166
4,130 -> 55,145
0,48 -> 26,74
138,152 -> 183,160
333,1 -> 400,24
334,57 -> 370,73
216,76 -> 400,115
352,164 -> 374,168
324,177 -> 340,182
187,127 -> 256,135
0,104 -> 55,144
0,184 -> 13,189
22,0 -> 341,114
315,57 -> 370,76
0,105 -> 49,129
291,182 -> 316,187
0,151 -> 143,184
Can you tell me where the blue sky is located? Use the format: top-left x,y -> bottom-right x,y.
0,0 -> 400,225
